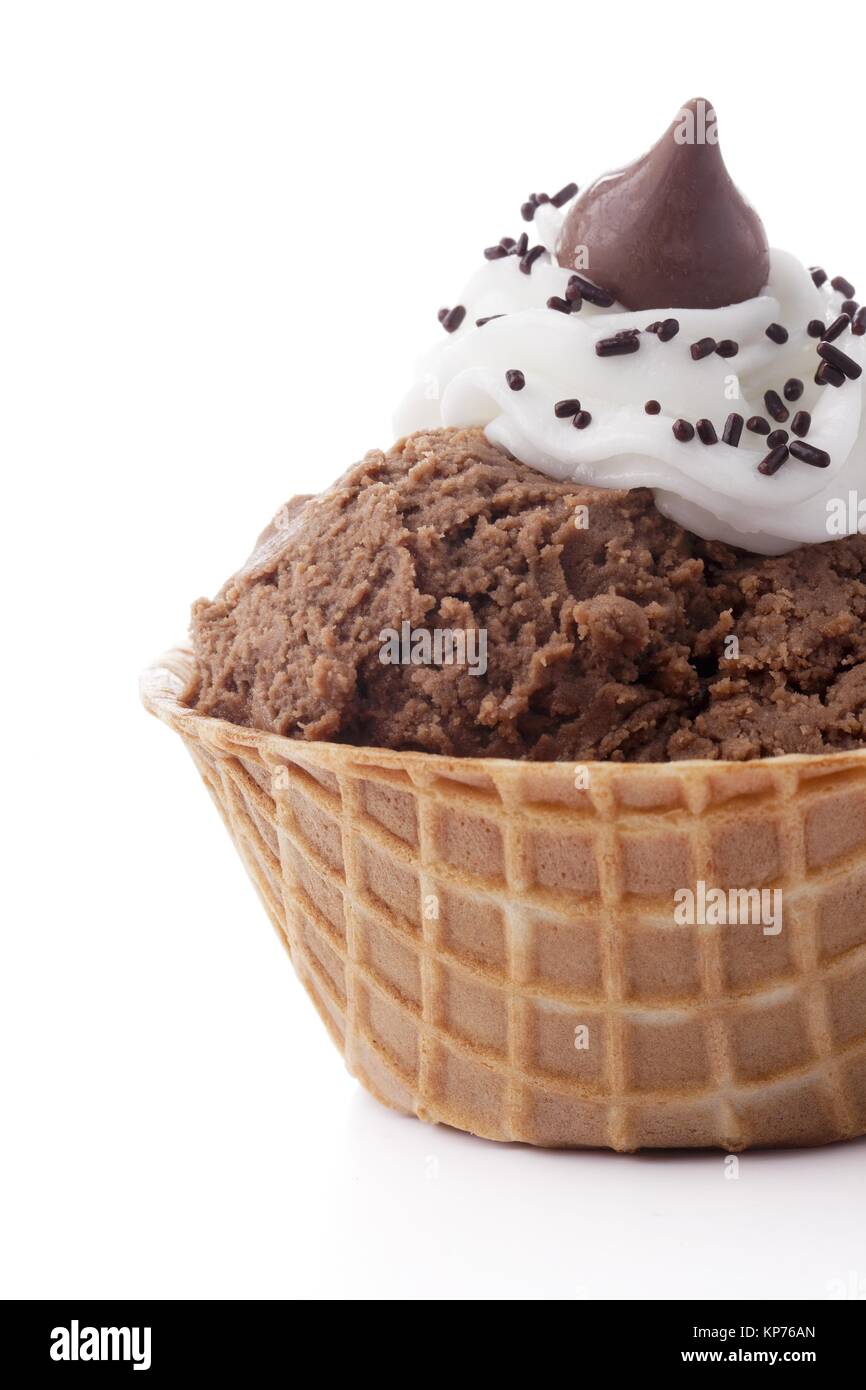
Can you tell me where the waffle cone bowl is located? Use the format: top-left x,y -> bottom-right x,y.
142,647 -> 866,1151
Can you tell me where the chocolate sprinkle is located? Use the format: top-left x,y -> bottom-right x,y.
521,201 -> 537,222
722,412 -> 744,446
807,319 -> 825,338
816,362 -> 845,388
767,429 -> 789,449
791,411 -> 811,438
554,398 -> 581,418
783,378 -> 804,401
758,444 -> 789,476
551,182 -> 578,208
764,389 -> 789,423
515,232 -> 529,257
715,339 -> 739,358
505,369 -> 525,391
842,300 -> 859,317
747,416 -> 771,435
484,245 -> 509,260
672,419 -> 695,442
818,340 -> 863,380
573,410 -> 592,429
645,321 -> 662,334
565,277 -> 584,307
595,333 -> 640,357
657,318 -> 680,342
696,418 -> 718,445
766,323 -> 788,344
476,314 -> 505,327
790,440 -> 831,468
500,236 -> 517,250
810,267 -> 828,288
568,273 -> 615,308
644,399 -> 661,415
690,337 -> 717,360
440,305 -> 466,333
822,314 -> 850,342
832,275 -> 856,298
519,244 -> 545,275
547,296 -> 573,314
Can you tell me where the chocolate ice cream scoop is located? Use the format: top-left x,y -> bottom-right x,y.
557,98 -> 769,310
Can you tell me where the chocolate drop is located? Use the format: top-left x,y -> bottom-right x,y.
557,99 -> 769,311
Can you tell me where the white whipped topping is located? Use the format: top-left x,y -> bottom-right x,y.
394,199 -> 865,553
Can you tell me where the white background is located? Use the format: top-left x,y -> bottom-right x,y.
2,0 -> 864,1301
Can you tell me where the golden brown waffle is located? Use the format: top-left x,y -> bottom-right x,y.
142,648 -> 866,1151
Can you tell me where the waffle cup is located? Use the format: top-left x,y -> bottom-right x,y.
142,647 -> 866,1151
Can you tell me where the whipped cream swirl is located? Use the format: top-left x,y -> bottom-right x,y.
394,200 -> 865,553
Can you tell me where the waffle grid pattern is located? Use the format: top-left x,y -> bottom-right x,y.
143,650 -> 866,1151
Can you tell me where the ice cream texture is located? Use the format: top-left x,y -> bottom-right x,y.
189,429 -> 866,762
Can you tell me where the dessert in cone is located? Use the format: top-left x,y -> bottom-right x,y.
143,100 -> 866,1148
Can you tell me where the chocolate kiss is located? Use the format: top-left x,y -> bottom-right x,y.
557,98 -> 770,311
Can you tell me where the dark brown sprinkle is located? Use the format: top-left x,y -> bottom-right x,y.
810,266 -> 828,288
822,313 -> 850,342
816,362 -> 845,387
565,276 -> 584,305
547,296 -> 572,314
573,410 -> 592,429
818,340 -> 862,380
690,337 -> 716,360
853,307 -> 866,336
441,305 -> 466,333
437,307 -> 448,323
484,245 -> 509,260
783,377 -> 804,401
758,444 -> 789,476
657,318 -> 680,342
499,236 -> 517,250
595,333 -> 640,357
515,232 -> 529,257
535,193 -> 550,205
696,418 -> 718,445
568,273 -> 615,308
764,389 -> 789,423
766,322 -> 788,344
747,416 -> 771,435
722,412 -> 744,447
644,399 -> 661,415
789,440 -> 831,468
476,314 -> 505,326
832,275 -> 856,298
519,244 -> 545,275
521,201 -> 537,222
672,419 -> 695,442
505,369 -> 525,391
767,429 -> 789,448
842,300 -> 859,317
554,398 -> 581,418
644,321 -> 662,334
807,319 -> 825,338
715,339 -> 739,358
791,410 -> 811,438
551,182 -> 578,208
